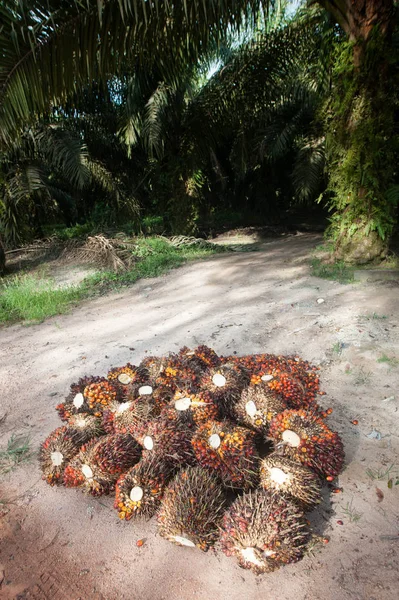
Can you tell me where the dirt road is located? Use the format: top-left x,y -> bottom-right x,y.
1,233 -> 398,600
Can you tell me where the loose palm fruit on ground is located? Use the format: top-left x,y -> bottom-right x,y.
157,466 -> 226,551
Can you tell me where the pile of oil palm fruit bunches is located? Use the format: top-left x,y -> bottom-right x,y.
40,346 -> 344,574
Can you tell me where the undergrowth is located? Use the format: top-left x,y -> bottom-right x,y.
0,237 -> 223,324
310,257 -> 354,283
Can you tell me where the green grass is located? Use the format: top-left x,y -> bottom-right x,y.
310,258 -> 354,284
0,274 -> 83,323
377,354 -> 398,367
0,434 -> 31,475
0,237 -> 223,324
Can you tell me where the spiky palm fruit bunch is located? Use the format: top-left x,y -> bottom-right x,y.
201,362 -> 250,416
157,466 -> 226,551
233,385 -> 287,433
178,345 -> 221,371
220,489 -> 311,574
135,416 -> 195,468
63,433 -> 141,496
115,456 -> 172,519
40,426 -> 81,485
138,355 -> 165,383
268,409 -> 345,480
67,414 -> 104,444
56,376 -> 103,421
191,420 -> 259,490
240,353 -> 321,409
260,454 -> 321,508
102,398 -> 159,436
163,389 -> 219,426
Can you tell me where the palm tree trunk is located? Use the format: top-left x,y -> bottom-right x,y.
318,0 -> 396,263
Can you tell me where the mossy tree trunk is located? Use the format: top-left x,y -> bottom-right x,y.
318,0 -> 397,263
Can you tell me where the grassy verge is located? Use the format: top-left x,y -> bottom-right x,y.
0,237 -> 223,325
310,257 -> 355,284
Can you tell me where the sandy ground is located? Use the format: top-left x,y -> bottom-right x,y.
0,232 -> 398,600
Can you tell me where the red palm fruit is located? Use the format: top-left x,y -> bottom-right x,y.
260,453 -> 322,508
63,433 -> 141,496
84,380 -> 120,412
102,398 -> 160,436
115,456 -> 172,519
157,466 -> 226,551
191,419 -> 259,490
268,409 -> 344,480
220,489 -> 311,574
178,345 -> 221,371
56,375 -> 103,421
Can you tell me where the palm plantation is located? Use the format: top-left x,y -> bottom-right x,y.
0,0 -> 398,264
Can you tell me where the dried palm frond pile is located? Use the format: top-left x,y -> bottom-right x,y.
40,345 -> 344,574
62,234 -> 136,271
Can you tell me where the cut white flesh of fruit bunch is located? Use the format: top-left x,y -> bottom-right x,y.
245,400 -> 257,417
261,375 -> 274,382
269,467 -> 290,485
50,451 -> 63,466
241,547 -> 264,567
143,436 -> 154,450
212,374 -> 226,387
130,486 -> 144,502
208,434 -> 221,449
118,373 -> 132,385
139,386 -> 153,395
73,393 -> 84,408
82,464 -> 93,479
282,430 -> 301,447
174,535 -> 195,547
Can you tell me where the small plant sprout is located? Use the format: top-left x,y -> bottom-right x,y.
340,498 -> 363,523
0,434 -> 31,474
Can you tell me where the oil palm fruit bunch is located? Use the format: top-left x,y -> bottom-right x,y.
138,355 -> 165,382
135,416 -> 195,468
115,456 -> 172,519
178,345 -> 221,371
157,466 -> 226,551
56,376 -> 103,421
66,414 -> 104,444
102,397 -> 159,436
244,354 -> 321,409
233,385 -> 286,433
40,426 -> 82,485
220,489 -> 310,574
163,389 -> 219,426
84,379 -> 121,414
199,364 -> 247,417
63,433 -> 141,496
107,363 -> 139,386
260,453 -> 321,508
268,409 -> 344,480
191,420 -> 259,490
